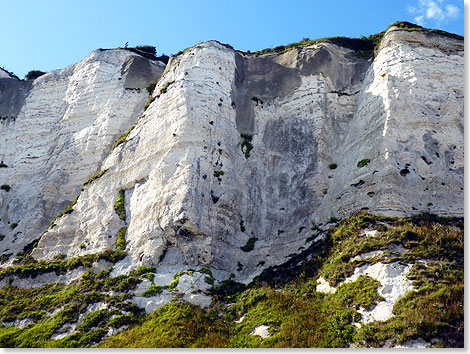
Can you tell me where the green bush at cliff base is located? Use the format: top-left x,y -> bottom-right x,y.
100,214 -> 462,348
0,214 -> 463,348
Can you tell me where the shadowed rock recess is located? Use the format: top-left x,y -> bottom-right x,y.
0,23 -> 464,348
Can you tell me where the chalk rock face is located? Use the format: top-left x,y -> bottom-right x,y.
1,26 -> 464,290
314,26 -> 464,221
0,49 -> 165,258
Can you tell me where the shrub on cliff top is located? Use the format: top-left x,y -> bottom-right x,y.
25,70 -> 46,80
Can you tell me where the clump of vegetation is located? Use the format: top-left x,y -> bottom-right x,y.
25,70 -> 46,80
386,21 -> 463,40
356,159 -> 370,168
0,161 -> 7,168
143,285 -> 164,297
135,46 -> 156,56
0,234 -> 5,241
98,213 -> 462,348
112,121 -> 139,150
81,170 -> 107,190
10,223 -> 18,230
241,237 -> 257,252
250,21 -> 462,58
240,220 -> 246,233
0,266 -> 145,348
328,163 -> 337,170
1,184 -> 10,192
143,96 -> 155,111
157,81 -> 175,97
116,227 -> 127,251
46,194 -> 80,231
114,191 -> 126,221
146,81 -> 157,95
213,170 -> 225,178
240,134 -> 254,159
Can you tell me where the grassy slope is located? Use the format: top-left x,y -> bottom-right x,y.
99,213 -> 463,348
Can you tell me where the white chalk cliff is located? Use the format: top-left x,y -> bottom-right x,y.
0,24 -> 464,301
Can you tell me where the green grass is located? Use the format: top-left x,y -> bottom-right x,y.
146,81 -> 157,95
356,159 -> 370,168
240,237 -> 257,252
143,96 -> 155,111
250,21 -> 462,58
98,213 -> 462,348
114,191 -> 126,221
0,213 -> 463,348
45,194 -> 80,232
240,134 -> 253,159
111,121 -> 139,150
116,227 -> 127,251
157,81 -> 175,97
0,269 -> 145,348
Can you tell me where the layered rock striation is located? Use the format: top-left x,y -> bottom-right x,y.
0,25 -> 464,291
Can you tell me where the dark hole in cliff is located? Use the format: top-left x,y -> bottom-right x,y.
351,179 -> 365,187
178,228 -> 193,237
421,155 -> 432,165
211,191 -> 219,204
251,97 -> 264,105
400,168 -> 410,176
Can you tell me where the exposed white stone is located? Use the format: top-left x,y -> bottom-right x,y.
351,250 -> 384,262
362,230 -> 380,238
394,337 -> 430,348
348,262 -> 414,323
250,325 -> 270,339
316,276 -> 336,294
235,314 -> 245,323
316,261 -> 415,324
133,278 -> 152,296
132,292 -> 173,314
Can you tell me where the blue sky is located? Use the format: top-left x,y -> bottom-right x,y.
0,0 -> 465,78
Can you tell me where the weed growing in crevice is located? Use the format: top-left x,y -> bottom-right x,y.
46,194 -> 80,232
112,121 -> 139,150
241,237 -> 257,252
156,81 -> 175,97
240,134 -> 253,159
82,170 -> 107,190
1,184 -> 10,192
114,191 -> 126,221
357,159 -> 370,168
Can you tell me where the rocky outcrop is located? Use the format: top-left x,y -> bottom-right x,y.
0,24 -> 464,298
0,23 -> 464,348
0,49 -> 165,259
